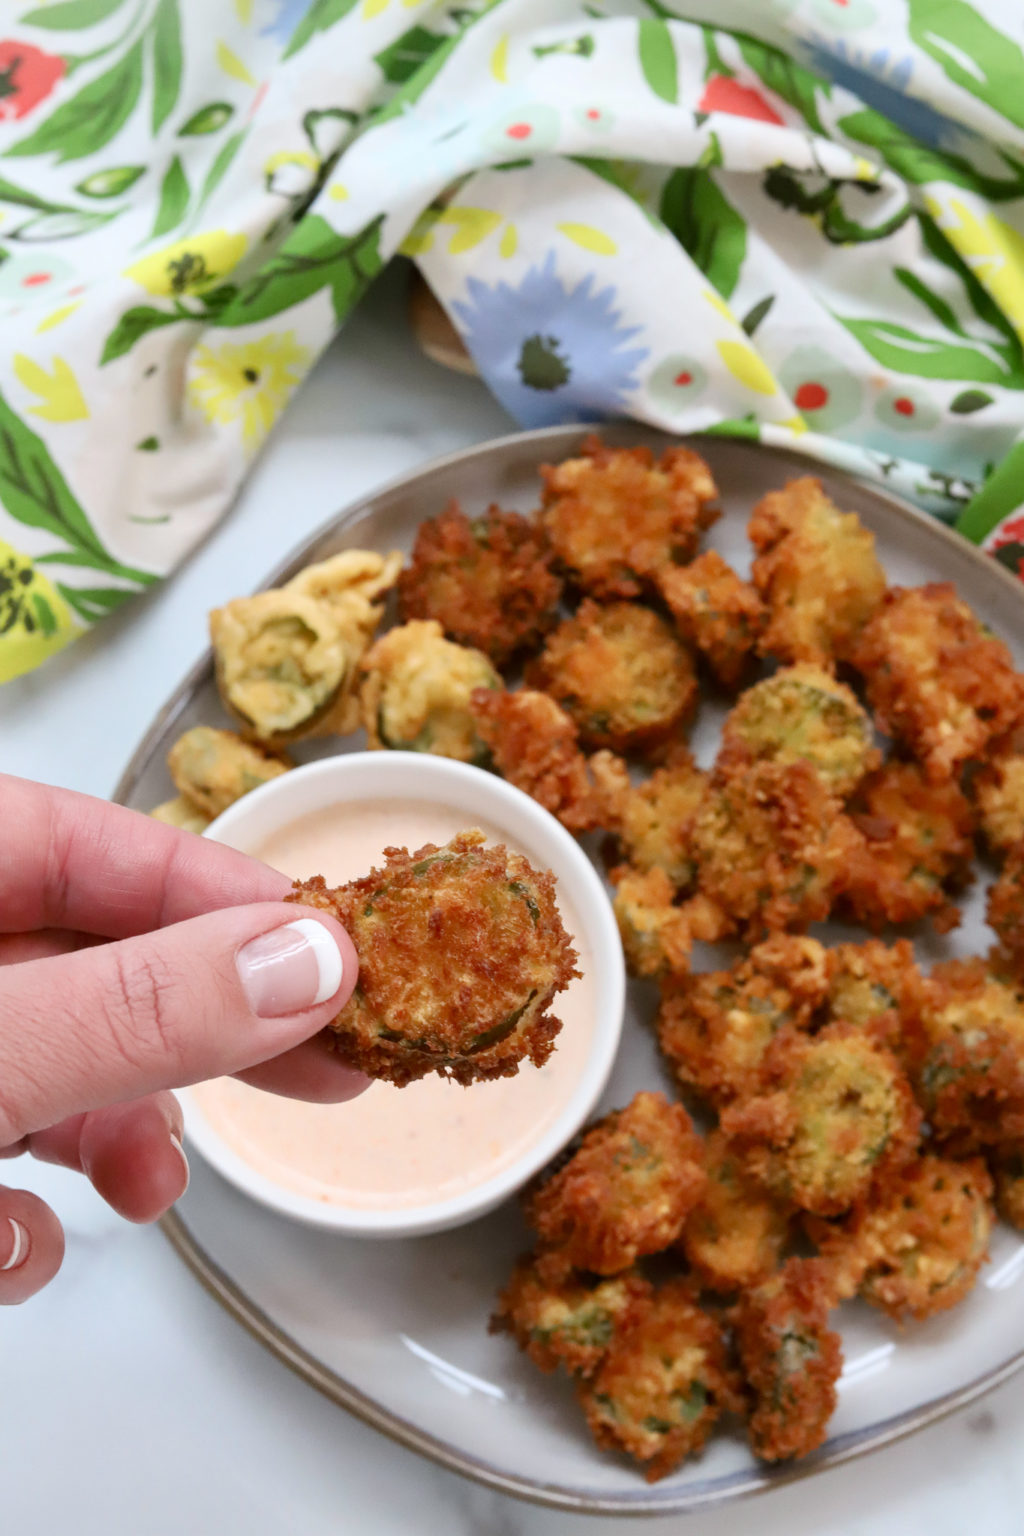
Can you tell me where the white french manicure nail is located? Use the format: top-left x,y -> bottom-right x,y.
169,1133 -> 190,1195
0,1217 -> 28,1272
236,918 -> 344,1017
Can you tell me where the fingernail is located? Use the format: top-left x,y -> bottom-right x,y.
236,919 -> 344,1017
169,1133 -> 190,1196
0,1218 -> 28,1272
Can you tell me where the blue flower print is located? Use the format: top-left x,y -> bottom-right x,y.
802,37 -> 956,149
451,251 -> 649,428
261,0 -> 313,44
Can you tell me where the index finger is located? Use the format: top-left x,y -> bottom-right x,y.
0,774 -> 290,937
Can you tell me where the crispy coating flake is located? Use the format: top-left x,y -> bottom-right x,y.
540,435 -> 718,598
721,1023 -> 922,1216
397,500 -> 561,664
611,867 -> 726,980
850,584 -> 1024,782
578,1280 -> 739,1482
718,664 -> 878,796
592,748 -> 708,889
824,939 -> 924,1054
680,1131 -> 791,1293
523,1091 -> 706,1274
987,840 -> 1024,977
733,1258 -> 842,1463
914,959 -> 1024,1150
527,599 -> 698,754
491,1255 -> 651,1378
286,548 -> 402,621
167,725 -> 290,819
289,830 -> 578,1086
149,796 -> 211,834
748,477 -> 885,665
657,935 -> 828,1108
360,620 -> 500,762
469,687 -> 601,832
989,1150 -> 1024,1229
973,726 -> 1024,855
808,1154 -> 993,1322
690,760 -> 864,937
656,550 -> 764,690
842,760 -> 975,933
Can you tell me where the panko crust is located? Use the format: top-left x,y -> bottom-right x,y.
850,584 -> 1024,782
842,760 -> 975,934
359,619 -> 500,762
594,747 -> 708,890
540,435 -> 719,598
717,664 -> 878,797
748,477 -> 885,665
987,839 -> 1024,977
721,1022 -> 922,1216
288,831 -> 578,1086
679,1130 -> 792,1293
656,550 -> 764,690
973,725 -> 1024,855
610,868 -> 726,980
397,500 -> 562,664
523,1091 -> 707,1275
989,1150 -> 1024,1230
490,1255 -> 651,1378
807,1154 -> 993,1322
913,959 -> 1024,1150
167,725 -> 290,820
689,759 -> 864,937
526,599 -> 698,754
469,687 -> 601,832
733,1257 -> 842,1463
657,935 -> 829,1108
578,1280 -> 740,1482
824,939 -> 925,1055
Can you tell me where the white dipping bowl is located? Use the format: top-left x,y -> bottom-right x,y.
179,751 -> 625,1238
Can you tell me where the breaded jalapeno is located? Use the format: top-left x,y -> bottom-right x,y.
914,959 -> 1024,1151
469,687 -> 601,832
491,1256 -> 651,1378
359,620 -> 500,762
167,725 -> 290,820
289,830 -> 578,1086
657,549 -> 765,690
679,1130 -> 791,1293
717,664 -> 877,797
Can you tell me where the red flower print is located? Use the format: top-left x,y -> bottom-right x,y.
698,75 -> 784,125
794,381 -> 829,411
0,41 -> 64,122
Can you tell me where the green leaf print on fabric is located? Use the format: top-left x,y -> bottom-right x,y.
839,316 -> 1024,385
374,26 -> 445,85
193,131 -> 246,220
703,413 -> 761,440
918,214 -> 1024,370
19,0 -> 126,28
763,166 -> 912,245
6,38 -> 144,164
151,154 -> 189,238
211,213 -> 385,327
76,164 -> 145,198
957,439 -> 1024,542
950,388 -> 994,413
838,107 -> 1024,200
638,19 -> 678,104
178,102 -> 233,136
150,0 -> 184,134
734,34 -> 828,136
907,0 -> 1024,135
283,0 -> 362,61
100,304 -> 190,364
659,167 -> 746,299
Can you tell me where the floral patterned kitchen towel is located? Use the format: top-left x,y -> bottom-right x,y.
2,0 -> 1024,681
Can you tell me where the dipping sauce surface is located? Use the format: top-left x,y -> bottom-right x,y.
191,799 -> 595,1209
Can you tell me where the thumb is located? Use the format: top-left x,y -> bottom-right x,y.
0,903 -> 358,1144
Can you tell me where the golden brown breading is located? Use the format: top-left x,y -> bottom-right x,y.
167,725 -> 290,820
717,664 -> 878,797
824,939 -> 925,1054
850,584 -> 1024,782
397,500 -> 562,664
610,866 -> 695,980
987,839 -> 1024,977
748,477 -> 885,665
989,1150 -> 1024,1229
689,759 -> 864,937
593,748 -> 708,889
526,599 -> 698,754
540,436 -> 718,598
149,796 -> 211,834
733,1257 -> 842,1463
657,935 -> 828,1108
913,959 -> 1024,1150
842,760 -> 975,933
469,687 -> 601,832
656,550 -> 764,690
289,831 -> 578,1086
721,1023 -> 922,1216
490,1255 -> 651,1378
973,725 -> 1024,855
359,620 -> 500,762
523,1092 -> 707,1274
807,1154 -> 993,1323
578,1280 -> 739,1482
679,1130 -> 791,1293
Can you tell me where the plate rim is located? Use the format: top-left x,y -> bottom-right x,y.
112,421 -> 1024,1517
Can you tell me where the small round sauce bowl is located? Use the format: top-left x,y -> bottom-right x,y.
179,751 -> 625,1238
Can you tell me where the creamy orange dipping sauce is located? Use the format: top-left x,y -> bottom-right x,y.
191,799 -> 595,1209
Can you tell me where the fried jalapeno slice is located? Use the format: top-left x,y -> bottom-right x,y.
809,1154 -> 994,1323
850,583 -> 1024,782
680,1131 -> 791,1293
842,760 -> 975,933
360,620 -> 500,762
733,1258 -> 842,1463
987,839 -> 1024,977
527,599 -> 698,755
748,477 -> 885,665
718,664 -> 878,796
491,1256 -> 651,1378
397,500 -> 562,664
657,550 -> 764,690
824,938 -> 924,1054
290,830 -> 578,1086
540,436 -> 718,598
593,748 -> 707,889
578,1281 -> 738,1482
523,1091 -> 706,1274
973,726 -> 1024,855
469,687 -> 600,832
914,960 -> 1024,1150
721,1024 -> 922,1216
657,935 -> 828,1108
149,796 -> 211,834
167,725 -> 290,820
609,867 -> 707,981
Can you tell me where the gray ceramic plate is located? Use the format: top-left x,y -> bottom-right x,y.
114,424 -> 1024,1517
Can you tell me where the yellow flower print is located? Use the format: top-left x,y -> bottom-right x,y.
0,538 -> 79,683
188,332 -> 310,450
926,194 -> 1024,344
125,230 -> 248,298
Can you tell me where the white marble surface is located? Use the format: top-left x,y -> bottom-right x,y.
2,264 -> 1024,1535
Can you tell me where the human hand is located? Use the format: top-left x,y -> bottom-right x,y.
0,774 -> 366,1302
